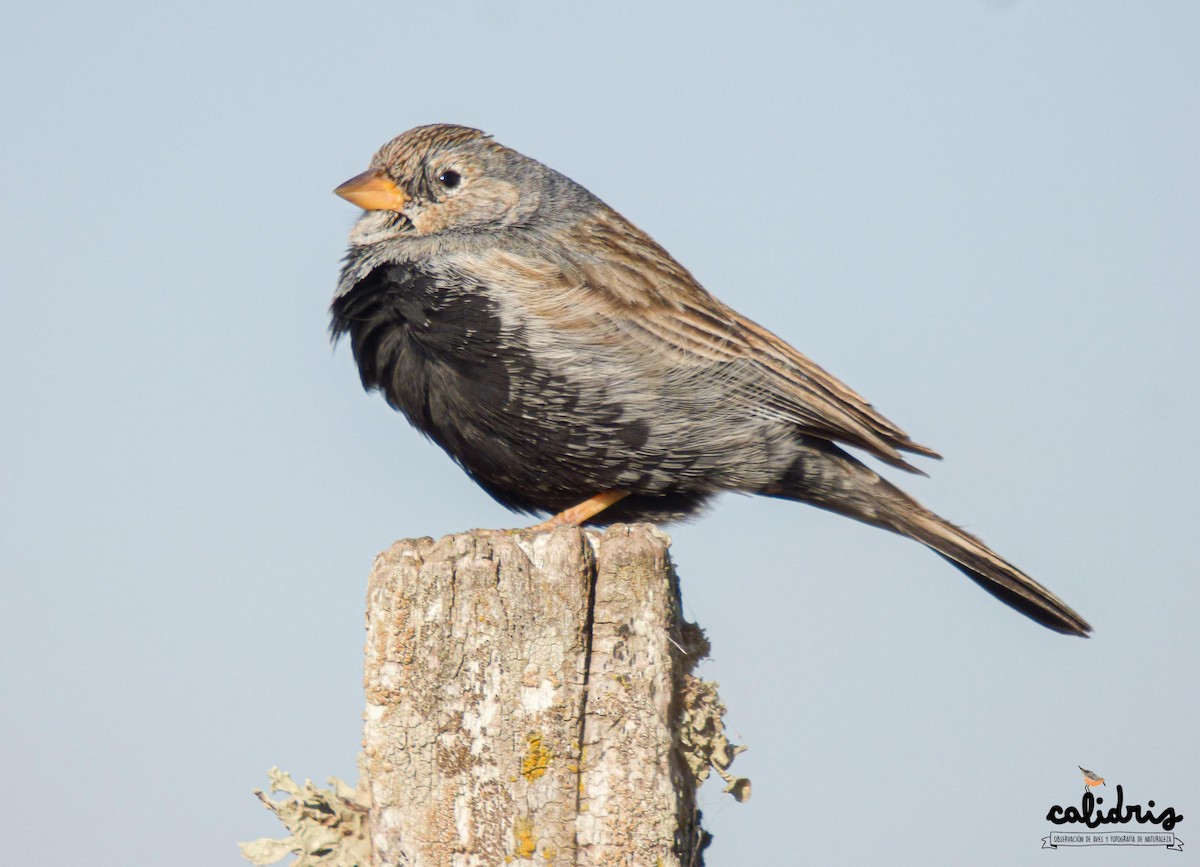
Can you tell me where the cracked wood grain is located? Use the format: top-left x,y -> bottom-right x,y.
362,524 -> 707,866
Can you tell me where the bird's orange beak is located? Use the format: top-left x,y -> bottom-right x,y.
334,169 -> 409,211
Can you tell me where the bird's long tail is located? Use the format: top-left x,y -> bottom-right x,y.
891,501 -> 1091,636
770,444 -> 1093,636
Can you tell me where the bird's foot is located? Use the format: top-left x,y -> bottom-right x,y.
528,490 -> 630,531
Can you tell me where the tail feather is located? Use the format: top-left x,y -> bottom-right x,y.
896,509 -> 1092,636
769,443 -> 1093,636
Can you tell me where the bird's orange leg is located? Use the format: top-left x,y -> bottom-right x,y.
530,490 -> 630,530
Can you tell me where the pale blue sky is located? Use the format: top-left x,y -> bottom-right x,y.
2,3 -> 1197,865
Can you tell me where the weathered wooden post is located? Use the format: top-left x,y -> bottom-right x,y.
243,523 -> 744,867
362,523 -> 739,866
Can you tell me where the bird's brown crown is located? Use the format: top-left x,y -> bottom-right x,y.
369,124 -> 499,182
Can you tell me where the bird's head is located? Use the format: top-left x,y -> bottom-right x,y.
335,124 -> 568,243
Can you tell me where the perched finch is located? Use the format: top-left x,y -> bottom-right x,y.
331,124 -> 1090,637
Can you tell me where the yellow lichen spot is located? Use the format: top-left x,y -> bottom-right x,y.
541,846 -> 557,861
521,732 -> 551,782
513,815 -> 536,859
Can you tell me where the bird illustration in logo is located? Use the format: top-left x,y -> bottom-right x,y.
1078,766 -> 1106,792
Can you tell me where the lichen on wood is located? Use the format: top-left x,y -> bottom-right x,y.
239,767 -> 370,866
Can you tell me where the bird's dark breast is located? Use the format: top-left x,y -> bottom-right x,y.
331,262 -> 508,438
330,262 -> 707,521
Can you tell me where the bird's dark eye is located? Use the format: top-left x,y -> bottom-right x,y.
437,170 -> 461,189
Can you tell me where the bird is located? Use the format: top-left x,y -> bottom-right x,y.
330,123 -> 1091,637
1079,766 -> 1106,791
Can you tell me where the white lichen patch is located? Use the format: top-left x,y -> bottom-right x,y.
520,679 -> 557,713
239,767 -> 370,866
